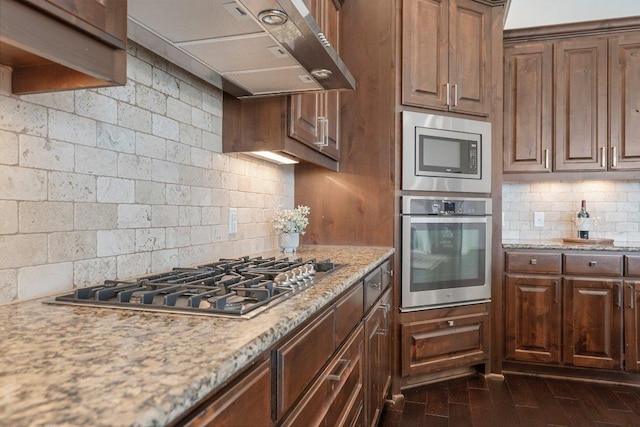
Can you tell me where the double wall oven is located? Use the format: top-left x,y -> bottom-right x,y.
401,111 -> 492,310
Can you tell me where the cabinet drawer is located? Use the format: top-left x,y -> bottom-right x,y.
363,267 -> 382,313
276,309 -> 336,419
505,252 -> 562,274
400,305 -> 489,377
283,325 -> 364,427
625,255 -> 640,277
335,283 -> 364,346
563,254 -> 623,276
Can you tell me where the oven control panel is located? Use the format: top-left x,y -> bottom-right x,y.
403,196 -> 491,216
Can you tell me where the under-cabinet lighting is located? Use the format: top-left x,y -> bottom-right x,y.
249,151 -> 299,165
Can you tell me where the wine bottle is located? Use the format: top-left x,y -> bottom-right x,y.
577,200 -> 589,239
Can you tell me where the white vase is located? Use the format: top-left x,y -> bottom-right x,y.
279,232 -> 300,253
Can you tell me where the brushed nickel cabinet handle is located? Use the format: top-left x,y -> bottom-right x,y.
314,117 -> 328,148
453,84 -> 458,107
445,83 -> 451,107
630,284 -> 635,309
616,284 -> 622,308
544,149 -> 550,169
612,146 -> 618,168
601,147 -> 606,168
554,280 -> 559,304
588,261 -> 597,267
327,359 -> 350,381
530,259 -> 537,265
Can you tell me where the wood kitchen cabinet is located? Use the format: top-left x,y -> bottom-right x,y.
554,37 -> 609,172
184,357 -> 272,427
0,0 -> 127,94
503,250 -> 640,376
503,42 -> 553,173
400,303 -> 490,377
609,32 -> 640,170
364,289 -> 391,427
223,0 -> 342,170
504,251 -> 562,364
503,21 -> 640,176
402,0 -> 493,116
563,277 -> 623,369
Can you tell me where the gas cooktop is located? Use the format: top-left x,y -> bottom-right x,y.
50,256 -> 342,318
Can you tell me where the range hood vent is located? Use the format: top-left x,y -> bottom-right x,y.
127,0 -> 355,98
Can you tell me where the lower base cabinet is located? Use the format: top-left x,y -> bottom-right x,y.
400,303 -> 490,377
625,281 -> 640,372
184,357 -> 272,427
283,324 -> 364,427
364,289 -> 391,427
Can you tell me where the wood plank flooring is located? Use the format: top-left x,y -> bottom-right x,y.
379,374 -> 640,427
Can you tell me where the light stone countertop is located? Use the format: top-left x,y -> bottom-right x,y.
0,245 -> 394,427
502,239 -> 640,252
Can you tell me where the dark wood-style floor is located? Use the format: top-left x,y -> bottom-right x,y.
378,374 -> 640,427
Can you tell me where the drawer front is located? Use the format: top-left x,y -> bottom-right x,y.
400,306 -> 489,377
364,267 -> 383,313
505,252 -> 562,274
276,309 -> 336,419
335,283 -> 364,346
282,325 -> 364,427
563,254 -> 623,276
625,255 -> 640,277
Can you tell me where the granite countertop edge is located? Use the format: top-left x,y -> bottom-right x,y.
502,240 -> 640,252
0,245 -> 394,427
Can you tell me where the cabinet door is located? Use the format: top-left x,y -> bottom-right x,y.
609,33 -> 640,171
400,304 -> 489,376
503,42 -> 553,173
185,358 -> 272,427
505,275 -> 561,364
625,281 -> 640,372
563,278 -> 624,369
401,0 -> 449,110
448,0 -> 491,116
23,0 -> 126,47
554,38 -> 608,171
364,289 -> 391,427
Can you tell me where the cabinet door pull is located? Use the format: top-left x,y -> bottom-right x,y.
616,284 -> 622,308
383,268 -> 393,277
612,146 -> 618,168
601,147 -> 606,168
327,359 -> 350,381
530,259 -> 537,265
445,83 -> 451,106
588,261 -> 597,267
447,320 -> 454,327
544,149 -> 549,169
369,281 -> 381,290
554,280 -> 559,304
378,303 -> 391,335
630,284 -> 635,309
314,117 -> 328,148
453,84 -> 458,107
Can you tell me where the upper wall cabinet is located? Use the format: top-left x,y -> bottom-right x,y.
0,0 -> 127,94
402,0 -> 493,116
503,20 -> 640,176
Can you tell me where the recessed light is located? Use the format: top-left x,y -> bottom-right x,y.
258,9 -> 288,26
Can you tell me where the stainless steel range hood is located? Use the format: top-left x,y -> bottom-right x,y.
127,0 -> 355,98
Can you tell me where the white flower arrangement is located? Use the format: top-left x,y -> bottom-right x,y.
271,205 -> 310,235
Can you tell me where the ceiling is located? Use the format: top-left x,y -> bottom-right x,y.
504,0 -> 640,29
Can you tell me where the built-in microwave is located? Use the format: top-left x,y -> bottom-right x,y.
402,111 -> 492,193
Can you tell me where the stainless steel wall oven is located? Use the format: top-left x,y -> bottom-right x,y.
401,196 -> 492,310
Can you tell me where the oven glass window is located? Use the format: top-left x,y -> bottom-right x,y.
409,222 -> 486,291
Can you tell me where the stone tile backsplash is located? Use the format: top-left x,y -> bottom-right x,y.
502,180 -> 640,243
0,42 -> 294,303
